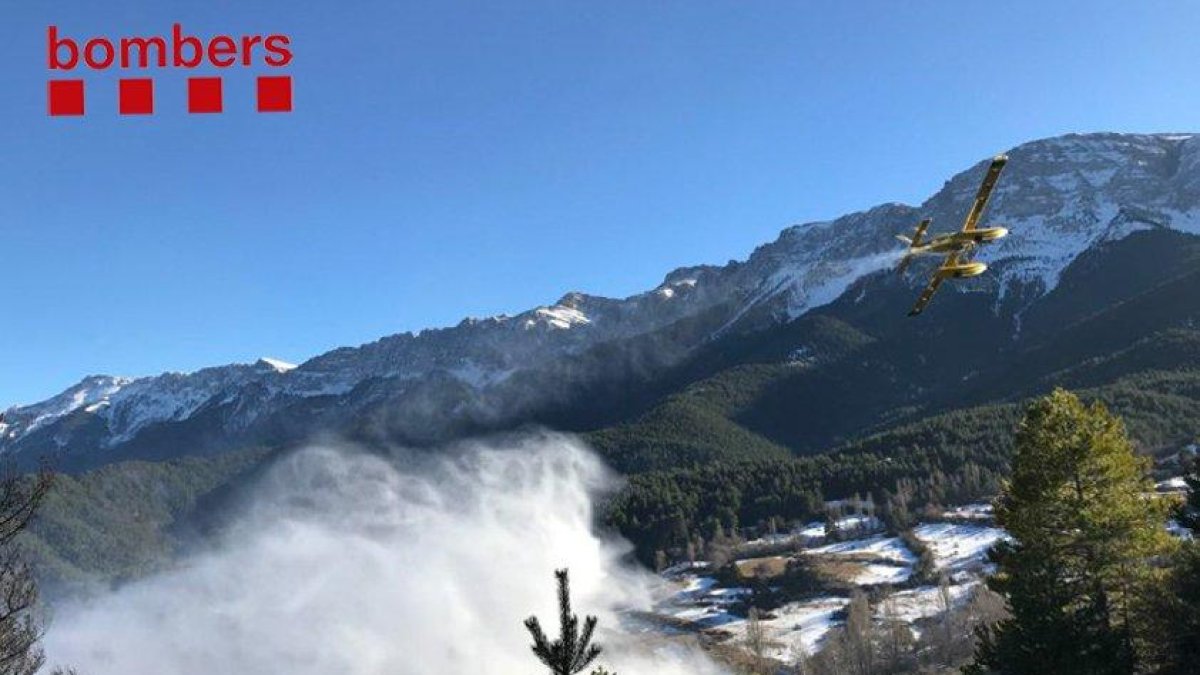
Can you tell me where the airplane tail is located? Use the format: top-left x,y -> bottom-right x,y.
910,218 -> 930,247
895,218 -> 930,276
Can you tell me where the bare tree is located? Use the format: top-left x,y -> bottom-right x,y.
959,584 -> 1007,655
843,590 -> 874,675
916,582 -> 1009,672
788,640 -> 812,675
876,594 -> 914,674
809,632 -> 848,675
922,573 -> 957,668
0,461 -> 54,675
744,607 -> 770,674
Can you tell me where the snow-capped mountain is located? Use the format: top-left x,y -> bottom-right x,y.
7,132 -> 1200,469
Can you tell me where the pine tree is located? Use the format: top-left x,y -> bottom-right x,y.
525,569 -> 604,675
1150,457 -> 1200,674
967,389 -> 1174,675
1146,542 -> 1200,674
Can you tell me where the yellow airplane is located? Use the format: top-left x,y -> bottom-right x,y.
897,154 -> 1009,316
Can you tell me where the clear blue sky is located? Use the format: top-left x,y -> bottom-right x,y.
3,1 -> 1199,407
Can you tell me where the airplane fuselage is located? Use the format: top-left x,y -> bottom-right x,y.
907,226 -> 1008,256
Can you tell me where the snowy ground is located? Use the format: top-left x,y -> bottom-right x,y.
833,515 -> 883,533
912,523 -> 1009,571
797,521 -> 826,538
854,563 -> 913,585
741,514 -> 878,548
656,569 -> 982,661
806,535 -> 917,565
878,583 -> 978,624
803,534 -> 917,585
652,513 -> 1007,662
1158,477 -> 1189,493
941,503 -> 994,520
658,575 -> 746,629
1168,520 -> 1194,540
725,597 -> 850,660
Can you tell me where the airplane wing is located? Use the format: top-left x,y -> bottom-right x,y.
960,155 -> 1008,232
908,275 -> 944,317
908,252 -> 959,316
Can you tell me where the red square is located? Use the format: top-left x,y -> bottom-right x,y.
257,76 -> 292,113
188,77 -> 223,114
119,78 -> 154,115
48,80 -> 84,116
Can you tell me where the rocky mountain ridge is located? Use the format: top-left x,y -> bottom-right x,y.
7,132 -> 1200,469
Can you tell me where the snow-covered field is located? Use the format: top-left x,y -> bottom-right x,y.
941,503 -> 994,520
879,583 -> 977,624
741,514 -> 878,549
652,513 -> 1007,660
806,535 -> 917,565
659,576 -> 746,629
913,523 -> 1009,571
1158,477 -> 1190,493
728,597 -> 850,659
854,563 -> 913,585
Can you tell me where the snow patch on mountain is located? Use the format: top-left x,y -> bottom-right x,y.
654,278 -> 698,299
528,305 -> 591,330
5,375 -> 135,439
257,358 -> 297,373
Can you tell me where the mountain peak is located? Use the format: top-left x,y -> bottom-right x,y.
256,358 -> 297,373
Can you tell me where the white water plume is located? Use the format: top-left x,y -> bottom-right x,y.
44,433 -> 727,674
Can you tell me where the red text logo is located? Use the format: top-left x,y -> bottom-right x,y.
47,24 -> 294,117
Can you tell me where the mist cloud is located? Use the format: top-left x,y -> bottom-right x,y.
44,433 -> 727,675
